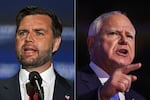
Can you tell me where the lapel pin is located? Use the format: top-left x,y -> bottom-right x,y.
65,95 -> 70,100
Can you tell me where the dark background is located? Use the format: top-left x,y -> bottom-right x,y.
77,0 -> 150,99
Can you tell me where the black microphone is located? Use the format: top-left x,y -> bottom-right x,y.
29,71 -> 44,100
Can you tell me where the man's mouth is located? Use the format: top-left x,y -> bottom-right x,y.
24,48 -> 36,52
23,46 -> 37,56
116,49 -> 129,57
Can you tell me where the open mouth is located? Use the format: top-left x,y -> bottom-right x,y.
116,49 -> 129,56
24,48 -> 37,52
23,46 -> 37,56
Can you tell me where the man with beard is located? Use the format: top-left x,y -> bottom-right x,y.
0,6 -> 73,100
77,11 -> 146,100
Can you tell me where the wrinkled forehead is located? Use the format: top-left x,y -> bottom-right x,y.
101,14 -> 136,34
88,13 -> 135,36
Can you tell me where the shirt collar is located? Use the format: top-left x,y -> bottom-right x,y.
19,64 -> 55,85
89,61 -> 110,85
19,68 -> 30,84
40,63 -> 55,85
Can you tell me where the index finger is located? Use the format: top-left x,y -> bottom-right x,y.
122,63 -> 142,74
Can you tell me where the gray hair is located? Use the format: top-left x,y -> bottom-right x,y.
88,11 -> 134,36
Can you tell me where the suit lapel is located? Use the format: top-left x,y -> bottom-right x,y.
0,73 -> 21,100
53,71 -> 73,100
80,66 -> 101,90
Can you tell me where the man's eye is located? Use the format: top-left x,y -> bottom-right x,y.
109,32 -> 118,35
18,31 -> 27,36
36,31 -> 44,35
127,35 -> 134,40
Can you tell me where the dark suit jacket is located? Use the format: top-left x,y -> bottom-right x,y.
0,70 -> 73,100
77,65 -> 146,100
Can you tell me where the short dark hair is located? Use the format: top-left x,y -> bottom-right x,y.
16,5 -> 62,38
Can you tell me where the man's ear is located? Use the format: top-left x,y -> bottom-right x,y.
52,37 -> 61,53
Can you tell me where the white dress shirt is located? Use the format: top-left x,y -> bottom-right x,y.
19,64 -> 56,100
89,61 -> 125,100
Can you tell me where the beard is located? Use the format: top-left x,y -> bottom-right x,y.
16,48 -> 53,69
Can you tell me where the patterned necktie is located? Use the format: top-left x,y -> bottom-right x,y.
26,82 -> 39,100
110,93 -> 120,100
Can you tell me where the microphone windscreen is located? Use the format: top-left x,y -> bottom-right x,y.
29,71 -> 42,86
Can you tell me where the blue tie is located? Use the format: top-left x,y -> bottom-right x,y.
110,93 -> 120,100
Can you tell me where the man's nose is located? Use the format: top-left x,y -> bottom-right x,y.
25,33 -> 34,42
118,35 -> 127,45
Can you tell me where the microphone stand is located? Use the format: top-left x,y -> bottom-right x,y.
35,80 -> 44,100
29,71 -> 44,100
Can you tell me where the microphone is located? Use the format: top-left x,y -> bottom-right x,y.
29,71 -> 44,100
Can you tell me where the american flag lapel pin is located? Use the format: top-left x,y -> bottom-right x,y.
65,95 -> 70,100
